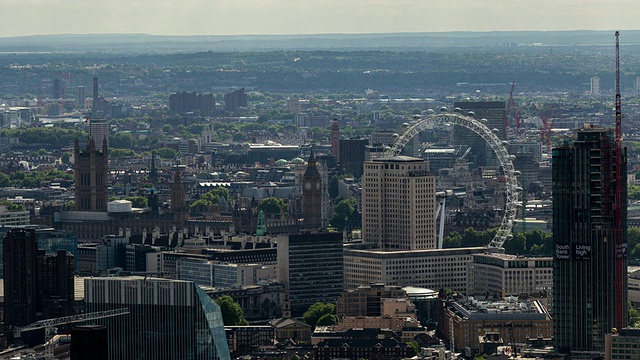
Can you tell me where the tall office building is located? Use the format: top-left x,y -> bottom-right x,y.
277,232 -> 343,316
223,88 -> 248,112
53,78 -> 64,99
89,117 -> 109,146
37,249 -> 75,319
3,228 -> 39,330
169,92 -> 215,113
362,156 -> 436,250
74,135 -> 109,212
84,276 -> 230,360
331,120 -> 340,160
453,101 -> 506,168
3,229 -> 75,342
591,76 -> 601,95
92,76 -> 99,111
553,126 -> 627,354
76,86 -> 85,107
339,138 -> 368,178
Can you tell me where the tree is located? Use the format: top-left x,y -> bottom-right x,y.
629,184 -> 640,200
0,200 -> 24,211
64,201 -> 75,211
61,152 -> 72,164
330,198 -> 357,231
190,187 -> 229,214
406,340 -> 420,357
110,148 -> 137,158
303,302 -> 335,327
0,173 -> 10,187
214,295 -> 248,326
315,313 -> 339,326
504,232 -> 527,254
124,196 -> 148,208
232,132 -> 248,142
629,227 -> 640,259
630,301 -> 640,327
259,197 -> 288,216
154,147 -> 178,159
110,132 -> 134,149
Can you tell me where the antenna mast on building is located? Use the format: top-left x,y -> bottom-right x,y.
614,30 -> 625,328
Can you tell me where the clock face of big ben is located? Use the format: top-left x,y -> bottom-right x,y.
315,182 -> 321,190
305,182 -> 312,190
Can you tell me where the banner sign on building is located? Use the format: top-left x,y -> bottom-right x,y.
573,244 -> 591,261
555,244 -> 570,260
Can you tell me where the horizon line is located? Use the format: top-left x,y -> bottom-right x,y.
2,29 -> 639,40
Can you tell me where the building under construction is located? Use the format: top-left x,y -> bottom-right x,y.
552,31 -> 628,356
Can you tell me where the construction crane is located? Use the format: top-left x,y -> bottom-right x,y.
505,82 -> 522,140
532,103 -> 554,153
14,308 -> 129,358
614,30 -> 625,329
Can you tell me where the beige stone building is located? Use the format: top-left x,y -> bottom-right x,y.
605,328 -> 640,360
362,156 -> 436,250
466,253 -> 553,296
628,268 -> 640,307
343,245 -> 486,291
441,296 -> 553,352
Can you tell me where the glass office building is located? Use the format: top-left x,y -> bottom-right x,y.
84,276 -> 230,360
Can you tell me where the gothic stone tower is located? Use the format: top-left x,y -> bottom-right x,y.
170,165 -> 189,223
302,149 -> 322,230
74,136 -> 108,211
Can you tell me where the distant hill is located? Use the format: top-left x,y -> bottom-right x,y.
1,31 -> 640,54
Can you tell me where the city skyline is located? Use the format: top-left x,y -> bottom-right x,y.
0,0 -> 639,37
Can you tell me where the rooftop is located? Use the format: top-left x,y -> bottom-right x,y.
370,155 -> 424,163
451,296 -> 549,321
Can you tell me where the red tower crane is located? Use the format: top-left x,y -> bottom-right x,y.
505,82 -> 521,140
614,30 -> 625,329
533,103 -> 554,153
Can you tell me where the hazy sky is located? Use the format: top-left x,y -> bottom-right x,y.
0,0 -> 638,37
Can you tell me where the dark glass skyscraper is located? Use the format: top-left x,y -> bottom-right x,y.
4,228 -> 39,330
553,126 -> 627,354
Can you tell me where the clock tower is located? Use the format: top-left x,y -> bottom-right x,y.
302,149 -> 322,230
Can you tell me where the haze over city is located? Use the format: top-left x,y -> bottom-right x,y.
2,0 -> 640,358
0,0 -> 639,37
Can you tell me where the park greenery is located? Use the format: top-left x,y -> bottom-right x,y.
444,226 -> 640,260
0,169 -> 73,188
0,127 -> 86,147
444,228 -> 552,256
